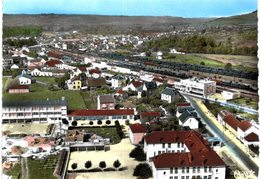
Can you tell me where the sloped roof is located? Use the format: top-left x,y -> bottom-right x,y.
131,81 -> 143,88
8,85 -> 30,90
68,109 -> 134,116
162,87 -> 176,96
129,123 -> 147,133
244,132 -> 258,142
141,111 -> 160,118
87,78 -> 106,87
45,60 -> 63,67
223,114 -> 240,131
98,95 -> 114,104
145,81 -> 157,90
179,111 -> 197,124
3,99 -> 67,107
238,120 -> 252,132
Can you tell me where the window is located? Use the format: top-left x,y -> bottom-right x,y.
170,177 -> 173,179
170,168 -> 173,174
168,143 -> 171,148
181,176 -> 185,179
209,167 -> 212,172
215,169 -> 218,173
17,113 -> 23,116
215,177 -> 218,179
162,143 -> 165,148
204,167 -> 207,172
203,177 -> 207,179
158,151 -> 161,155
174,177 -> 178,179
177,143 -> 180,147
197,167 -> 200,173
186,167 -> 189,173
186,177 -> 189,179
175,168 -> 178,174
208,175 -> 212,179
182,167 -> 185,173
193,167 -> 196,172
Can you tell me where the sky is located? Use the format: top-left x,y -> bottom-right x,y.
3,0 -> 258,18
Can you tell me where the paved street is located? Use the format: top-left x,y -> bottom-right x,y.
186,96 -> 258,177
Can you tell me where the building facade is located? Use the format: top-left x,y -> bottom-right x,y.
2,98 -> 67,123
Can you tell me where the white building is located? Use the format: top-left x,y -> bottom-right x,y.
221,90 -> 240,100
237,120 -> 259,146
174,78 -> 216,98
2,98 -> 67,123
144,131 -> 226,179
178,111 -> 199,129
111,75 -> 125,88
30,68 -> 53,77
18,74 -> 32,85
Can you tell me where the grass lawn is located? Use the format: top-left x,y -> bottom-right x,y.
35,77 -> 57,85
2,77 -> 12,93
80,91 -> 95,109
228,98 -> 258,110
3,90 -> 87,110
30,83 -> 49,92
5,163 -> 21,179
28,155 -> 58,179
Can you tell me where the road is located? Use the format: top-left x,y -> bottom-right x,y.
186,96 -> 259,176
21,157 -> 29,179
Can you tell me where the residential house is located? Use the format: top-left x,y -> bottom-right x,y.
129,123 -> 147,145
237,121 -> 259,146
97,95 -> 115,110
17,74 -> 32,85
140,111 -> 160,123
217,110 -> 240,136
30,68 -> 53,77
111,75 -> 125,88
178,110 -> 199,129
67,76 -> 82,90
88,68 -> 101,78
141,81 -> 157,98
161,87 -> 179,103
176,103 -> 194,118
44,59 -> 63,70
86,78 -> 106,89
10,64 -> 19,70
123,81 -> 143,92
144,130 -> 226,179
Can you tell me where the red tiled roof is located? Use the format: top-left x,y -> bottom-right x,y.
47,51 -> 63,59
176,103 -> 191,107
130,123 -> 147,133
238,121 -> 252,132
116,89 -> 126,94
147,130 -> 225,168
244,132 -> 258,142
153,151 -> 225,168
89,68 -> 101,74
223,114 -> 240,130
68,109 -> 134,117
45,60 -> 63,67
79,67 -> 87,72
153,77 -> 165,83
8,85 -> 30,90
141,111 -> 160,118
131,81 -> 143,88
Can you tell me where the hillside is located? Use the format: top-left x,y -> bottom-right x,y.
206,11 -> 257,26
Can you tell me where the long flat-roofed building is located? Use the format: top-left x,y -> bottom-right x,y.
2,98 -> 67,123
174,78 -> 216,98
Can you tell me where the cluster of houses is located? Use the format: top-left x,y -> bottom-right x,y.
217,110 -> 259,147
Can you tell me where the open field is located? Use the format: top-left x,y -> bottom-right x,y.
199,54 -> 258,71
2,123 -> 51,135
228,98 -> 258,110
35,77 -> 57,85
68,138 -> 141,179
5,163 -> 21,179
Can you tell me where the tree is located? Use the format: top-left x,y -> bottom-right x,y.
62,118 -> 69,125
85,161 -> 92,170
71,121 -> 77,126
99,161 -> 106,171
113,159 -> 121,170
97,120 -> 102,125
133,163 -> 152,178
129,146 -> 146,161
224,63 -> 232,70
71,163 -> 77,170
89,121 -> 93,125
200,61 -> 205,65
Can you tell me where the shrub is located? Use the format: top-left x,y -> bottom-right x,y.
99,161 -> 106,171
125,120 -> 130,125
113,159 -> 121,170
89,121 -> 94,125
97,120 -> 102,125
85,161 -> 92,169
133,163 -> 152,178
129,146 -> 146,161
71,163 -> 77,170
106,120 -> 111,125
71,121 -> 77,126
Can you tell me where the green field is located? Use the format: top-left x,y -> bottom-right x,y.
5,155 -> 58,179
35,77 -> 57,85
229,98 -> 258,110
